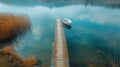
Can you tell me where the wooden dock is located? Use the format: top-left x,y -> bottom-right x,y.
51,19 -> 69,67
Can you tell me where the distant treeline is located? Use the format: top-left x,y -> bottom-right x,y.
0,0 -> 120,8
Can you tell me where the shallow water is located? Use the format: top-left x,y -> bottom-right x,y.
0,1 -> 120,67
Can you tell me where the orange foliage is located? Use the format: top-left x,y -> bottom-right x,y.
0,13 -> 30,44
10,54 -> 23,67
10,54 -> 22,62
0,46 -> 14,55
23,56 -> 37,67
0,46 -> 37,67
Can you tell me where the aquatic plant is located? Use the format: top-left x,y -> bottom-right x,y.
0,46 -> 37,67
0,46 -> 22,67
0,13 -> 31,47
0,46 -> 15,55
0,13 -> 38,67
104,40 -> 119,67
23,56 -> 37,67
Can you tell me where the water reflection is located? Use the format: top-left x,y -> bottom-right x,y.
0,1 -> 120,67
65,19 -> 120,67
63,23 -> 72,30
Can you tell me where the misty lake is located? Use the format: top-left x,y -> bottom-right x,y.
0,0 -> 120,67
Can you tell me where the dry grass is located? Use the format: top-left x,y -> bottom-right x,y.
10,54 -> 23,67
0,46 -> 22,67
0,46 -> 37,67
0,13 -> 37,67
0,55 -> 15,67
23,56 -> 37,67
0,13 -> 31,45
0,46 -> 14,55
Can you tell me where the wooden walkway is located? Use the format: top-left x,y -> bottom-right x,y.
51,19 -> 69,67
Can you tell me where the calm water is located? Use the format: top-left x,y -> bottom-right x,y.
0,1 -> 120,67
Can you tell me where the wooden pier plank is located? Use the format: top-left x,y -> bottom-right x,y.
51,19 -> 69,67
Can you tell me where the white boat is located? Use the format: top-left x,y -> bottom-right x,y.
62,18 -> 72,25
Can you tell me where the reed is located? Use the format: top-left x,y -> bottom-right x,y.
106,40 -> 119,67
0,46 -> 37,67
10,54 -> 23,67
0,13 -> 31,46
23,56 -> 37,67
0,46 -> 14,55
